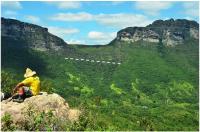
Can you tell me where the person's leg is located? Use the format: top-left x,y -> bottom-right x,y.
18,87 -> 25,99
13,87 -> 24,103
24,87 -> 33,98
12,94 -> 19,99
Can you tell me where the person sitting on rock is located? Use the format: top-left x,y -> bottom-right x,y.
12,68 -> 40,103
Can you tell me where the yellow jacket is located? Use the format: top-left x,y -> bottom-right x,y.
21,76 -> 40,95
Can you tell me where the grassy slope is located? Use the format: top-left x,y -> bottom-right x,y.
1,36 -> 199,130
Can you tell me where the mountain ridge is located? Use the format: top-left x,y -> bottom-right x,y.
1,17 -> 68,51
2,17 -> 199,50
115,18 -> 199,46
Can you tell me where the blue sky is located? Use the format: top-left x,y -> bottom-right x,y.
1,1 -> 199,45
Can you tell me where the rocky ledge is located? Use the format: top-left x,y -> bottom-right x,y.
1,92 -> 80,125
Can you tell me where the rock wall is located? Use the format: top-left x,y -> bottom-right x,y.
1,17 -> 67,51
116,19 -> 199,46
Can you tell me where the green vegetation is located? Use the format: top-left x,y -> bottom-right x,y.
157,38 -> 166,57
1,71 -> 18,93
1,36 -> 199,131
1,106 -> 102,131
1,113 -> 16,131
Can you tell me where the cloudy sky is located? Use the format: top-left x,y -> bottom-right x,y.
1,1 -> 199,45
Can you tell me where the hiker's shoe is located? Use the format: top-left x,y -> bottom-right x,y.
13,98 -> 24,103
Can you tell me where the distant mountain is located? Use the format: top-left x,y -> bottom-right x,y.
114,19 -> 199,46
2,17 -> 199,49
1,17 -> 68,51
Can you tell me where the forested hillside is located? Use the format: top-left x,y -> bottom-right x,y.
1,18 -> 199,131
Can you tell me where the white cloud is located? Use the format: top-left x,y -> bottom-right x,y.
48,26 -> 79,37
4,10 -> 17,16
184,17 -> 194,20
50,12 -> 153,28
183,2 -> 199,17
6,17 -> 17,20
88,31 -> 106,40
45,1 -> 81,9
24,15 -> 41,24
111,1 -> 125,5
67,39 -> 86,44
135,1 -> 173,15
88,31 -> 116,44
50,12 -> 93,21
95,13 -> 152,28
1,1 -> 22,10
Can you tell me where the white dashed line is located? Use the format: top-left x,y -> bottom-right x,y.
65,57 -> 121,65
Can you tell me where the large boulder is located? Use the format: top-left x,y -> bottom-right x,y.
1,92 -> 80,124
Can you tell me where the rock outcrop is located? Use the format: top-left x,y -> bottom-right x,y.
1,92 -> 80,124
115,19 -> 199,46
1,17 -> 68,51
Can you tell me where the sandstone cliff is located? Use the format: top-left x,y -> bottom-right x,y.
1,17 -> 68,51
115,19 -> 199,46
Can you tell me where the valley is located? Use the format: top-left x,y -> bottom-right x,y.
1,17 -> 199,131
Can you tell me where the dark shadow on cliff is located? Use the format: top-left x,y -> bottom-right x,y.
2,37 -> 47,76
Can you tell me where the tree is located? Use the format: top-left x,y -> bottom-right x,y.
157,38 -> 166,57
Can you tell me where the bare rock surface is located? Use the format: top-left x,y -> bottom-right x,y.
1,92 -> 80,124
1,17 -> 67,51
115,19 -> 199,46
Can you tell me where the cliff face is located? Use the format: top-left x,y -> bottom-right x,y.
1,17 -> 68,51
2,17 -> 199,49
116,19 -> 199,46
